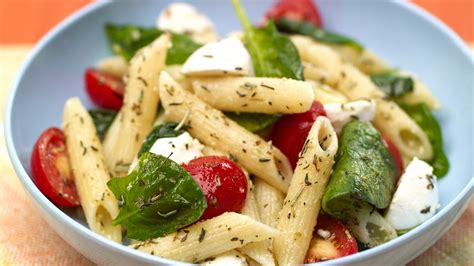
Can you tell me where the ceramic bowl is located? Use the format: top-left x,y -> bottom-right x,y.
5,0 -> 473,265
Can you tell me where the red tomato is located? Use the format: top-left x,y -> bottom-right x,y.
85,68 -> 125,111
382,135 -> 404,183
182,156 -> 248,221
263,0 -> 322,27
269,101 -> 326,169
305,214 -> 358,262
31,128 -> 80,207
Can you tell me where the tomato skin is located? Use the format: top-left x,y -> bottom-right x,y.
85,68 -> 124,111
382,135 -> 404,183
263,0 -> 322,27
269,101 -> 326,169
305,214 -> 358,263
31,128 -> 80,207
182,156 -> 248,221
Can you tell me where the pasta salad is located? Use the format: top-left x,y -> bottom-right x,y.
30,0 -> 449,264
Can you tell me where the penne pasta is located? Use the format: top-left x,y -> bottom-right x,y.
103,34 -> 170,177
318,42 -> 440,110
396,71 -> 441,110
303,61 -> 333,85
324,44 -> 388,75
238,180 -> 276,266
164,64 -> 192,92
130,212 -> 278,263
97,55 -> 129,78
254,179 -> 284,229
191,77 -> 314,114
159,71 -> 293,193
63,97 -> 122,243
291,35 -> 384,100
274,117 -> 338,266
291,35 -> 434,161
307,80 -> 348,104
373,99 -> 433,161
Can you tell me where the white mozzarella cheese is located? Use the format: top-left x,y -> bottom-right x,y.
156,2 -> 218,43
182,36 -> 253,76
200,250 -> 248,266
149,132 -> 204,165
384,158 -> 439,232
324,100 -> 376,134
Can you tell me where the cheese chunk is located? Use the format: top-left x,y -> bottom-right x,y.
156,2 -> 217,43
385,158 -> 439,232
149,132 -> 204,165
182,37 -> 253,77
324,100 -> 375,134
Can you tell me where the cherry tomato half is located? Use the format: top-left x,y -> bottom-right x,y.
263,0 -> 322,27
305,214 -> 358,262
382,135 -> 404,183
182,156 -> 247,221
31,128 -> 80,207
85,68 -> 125,111
269,101 -> 326,169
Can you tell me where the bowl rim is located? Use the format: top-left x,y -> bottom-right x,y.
4,0 -> 473,265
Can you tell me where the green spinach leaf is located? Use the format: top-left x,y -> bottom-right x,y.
232,0 -> 303,80
107,152 -> 207,240
275,18 -> 364,52
399,103 -> 449,177
105,24 -> 201,65
137,123 -> 187,158
370,71 -> 414,97
89,109 -> 117,141
225,112 -> 280,133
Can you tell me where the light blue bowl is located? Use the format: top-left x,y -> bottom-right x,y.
5,0 -> 473,265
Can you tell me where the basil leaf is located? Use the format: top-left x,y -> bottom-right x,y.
322,121 -> 397,220
275,18 -> 364,52
371,71 -> 414,97
232,0 -> 303,80
167,33 -> 202,65
399,103 -> 449,177
137,123 -> 187,158
225,112 -> 280,132
105,24 -> 201,65
107,152 -> 207,240
89,109 -> 117,141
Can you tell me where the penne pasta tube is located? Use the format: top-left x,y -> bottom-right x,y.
103,34 -> 170,177
238,181 -> 276,266
254,179 -> 284,228
323,44 -> 389,75
130,212 -> 278,263
97,55 -> 129,78
303,61 -> 333,85
274,116 -> 338,266
191,77 -> 314,114
159,71 -> 293,193
307,80 -> 348,104
373,99 -> 433,161
63,97 -> 122,243
291,35 -> 384,100
164,64 -> 192,92
396,71 -> 441,110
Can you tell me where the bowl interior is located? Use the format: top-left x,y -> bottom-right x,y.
6,0 -> 473,263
